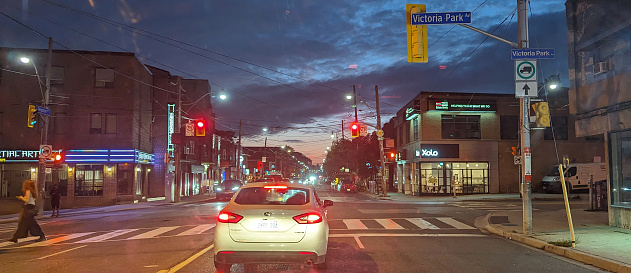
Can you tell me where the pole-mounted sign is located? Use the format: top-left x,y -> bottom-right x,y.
515,60 -> 538,97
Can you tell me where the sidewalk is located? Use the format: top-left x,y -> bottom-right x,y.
0,192 -> 217,224
362,191 -> 631,273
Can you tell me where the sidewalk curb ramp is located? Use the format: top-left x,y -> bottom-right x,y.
483,214 -> 631,273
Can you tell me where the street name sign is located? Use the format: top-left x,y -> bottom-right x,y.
515,81 -> 538,97
515,60 -> 537,82
36,105 -> 51,116
511,48 -> 555,60
411,11 -> 472,25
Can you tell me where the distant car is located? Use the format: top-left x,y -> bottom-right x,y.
215,179 -> 243,200
338,179 -> 357,193
213,182 -> 333,271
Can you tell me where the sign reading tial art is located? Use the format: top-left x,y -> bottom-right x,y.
0,150 -> 41,162
429,99 -> 497,112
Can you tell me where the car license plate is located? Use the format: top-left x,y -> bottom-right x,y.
256,220 -> 279,231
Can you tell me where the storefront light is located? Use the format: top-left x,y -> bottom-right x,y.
147,168 -> 151,172
31,168 -> 36,172
136,167 -> 141,171
466,164 -> 470,167
68,167 -> 73,172
107,166 -> 112,172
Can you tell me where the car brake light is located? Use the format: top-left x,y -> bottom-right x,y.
217,211 -> 243,223
293,212 -> 322,224
264,185 -> 288,189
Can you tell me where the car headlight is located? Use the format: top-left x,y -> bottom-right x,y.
216,188 -> 223,191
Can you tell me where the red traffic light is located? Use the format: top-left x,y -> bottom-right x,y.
350,122 -> 359,138
197,120 -> 205,128
54,154 -> 62,161
195,119 -> 206,136
389,152 -> 396,158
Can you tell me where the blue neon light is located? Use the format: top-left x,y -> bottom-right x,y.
63,149 -> 154,165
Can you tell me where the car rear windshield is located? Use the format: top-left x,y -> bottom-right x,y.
221,180 -> 242,188
341,179 -> 354,185
234,187 -> 310,205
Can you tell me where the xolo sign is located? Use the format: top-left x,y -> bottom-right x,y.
419,144 -> 460,158
421,149 -> 439,157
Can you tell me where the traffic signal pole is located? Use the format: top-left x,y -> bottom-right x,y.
36,37 -> 52,217
517,0 -> 533,234
375,85 -> 388,197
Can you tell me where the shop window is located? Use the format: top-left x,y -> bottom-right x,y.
105,113 -> 117,134
117,164 -> 133,195
90,113 -> 102,134
95,67 -> 115,88
610,130 -> 631,207
75,165 -> 104,196
500,115 -> 518,140
441,115 -> 481,139
50,66 -> 64,85
544,117 -> 568,140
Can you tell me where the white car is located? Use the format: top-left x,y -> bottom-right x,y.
213,182 -> 333,272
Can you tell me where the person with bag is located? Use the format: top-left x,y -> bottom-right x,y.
49,184 -> 61,217
8,180 -> 46,243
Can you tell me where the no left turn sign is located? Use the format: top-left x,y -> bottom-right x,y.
40,144 -> 53,158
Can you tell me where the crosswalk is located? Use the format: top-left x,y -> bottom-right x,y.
0,224 -> 216,249
329,217 -> 476,230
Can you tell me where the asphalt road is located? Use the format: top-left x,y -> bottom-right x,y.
0,185 -> 606,273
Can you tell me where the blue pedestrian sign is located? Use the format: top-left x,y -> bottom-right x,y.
36,105 -> 51,116
411,12 -> 471,25
511,48 -> 555,60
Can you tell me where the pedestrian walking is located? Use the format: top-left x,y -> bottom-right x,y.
9,180 -> 46,243
49,184 -> 61,217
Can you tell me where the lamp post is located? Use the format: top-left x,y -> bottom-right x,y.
21,37 -> 52,217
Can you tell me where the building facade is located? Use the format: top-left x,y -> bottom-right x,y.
566,0 -> 631,229
387,91 -> 604,196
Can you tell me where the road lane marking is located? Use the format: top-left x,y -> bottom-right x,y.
21,232 -> 95,248
330,233 -> 486,238
177,224 -> 215,236
36,245 -> 87,260
436,217 -> 475,229
343,219 -> 367,229
128,226 -> 178,240
354,236 -> 365,249
375,219 -> 405,229
75,229 -> 138,243
158,243 -> 214,273
407,218 -> 440,229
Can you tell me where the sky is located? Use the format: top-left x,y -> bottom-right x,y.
0,0 -> 570,164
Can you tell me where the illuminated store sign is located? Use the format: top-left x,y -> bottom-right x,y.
420,144 -> 459,158
167,104 -> 175,156
0,150 -> 40,162
429,99 -> 496,112
65,149 -> 155,164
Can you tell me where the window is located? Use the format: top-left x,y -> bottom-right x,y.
90,113 -> 102,134
117,164 -> 133,195
610,130 -> 631,207
413,118 -> 419,141
405,122 -> 410,143
500,115 -> 519,140
53,113 -> 66,134
50,66 -> 64,85
441,115 -> 481,139
75,165 -> 104,196
234,187 -> 310,205
544,117 -> 568,140
95,67 -> 115,88
105,113 -> 117,134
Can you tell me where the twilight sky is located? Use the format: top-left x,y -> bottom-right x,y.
0,0 -> 570,164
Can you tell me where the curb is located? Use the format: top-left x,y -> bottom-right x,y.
483,214 -> 631,273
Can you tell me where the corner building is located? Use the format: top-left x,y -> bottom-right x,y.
388,91 -> 604,195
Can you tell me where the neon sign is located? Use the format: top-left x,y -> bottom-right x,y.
167,104 -> 175,156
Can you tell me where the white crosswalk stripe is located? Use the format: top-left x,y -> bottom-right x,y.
436,217 -> 475,229
0,224 -> 216,249
374,219 -> 405,230
407,218 -> 440,229
343,219 -> 368,229
450,202 -> 536,211
330,217 -> 474,231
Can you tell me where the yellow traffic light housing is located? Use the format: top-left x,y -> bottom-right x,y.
532,102 -> 551,127
406,4 -> 428,63
350,122 -> 359,138
27,105 -> 37,128
195,119 -> 206,136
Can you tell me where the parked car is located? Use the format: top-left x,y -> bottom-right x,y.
215,179 -> 243,200
213,182 -> 333,271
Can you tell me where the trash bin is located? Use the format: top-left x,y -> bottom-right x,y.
593,180 -> 607,211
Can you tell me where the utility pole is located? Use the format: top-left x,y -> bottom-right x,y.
237,119 -> 242,181
517,0 -> 533,234
262,137 -> 267,177
174,77 -> 182,202
375,85 -> 388,197
36,37 -> 52,217
353,85 -> 358,122
341,120 -> 345,139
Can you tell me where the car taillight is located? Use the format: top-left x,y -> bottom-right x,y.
293,212 -> 322,224
217,211 -> 243,223
264,185 -> 288,189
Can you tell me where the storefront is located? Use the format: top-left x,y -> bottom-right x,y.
609,130 -> 631,228
1,150 -> 41,198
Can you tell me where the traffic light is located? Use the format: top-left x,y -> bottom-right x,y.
27,105 -> 37,128
350,122 -> 359,138
532,102 -> 551,127
387,150 -> 397,161
511,146 -> 518,156
52,152 -> 64,167
195,119 -> 206,136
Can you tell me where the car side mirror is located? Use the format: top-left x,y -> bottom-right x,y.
323,200 -> 333,208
